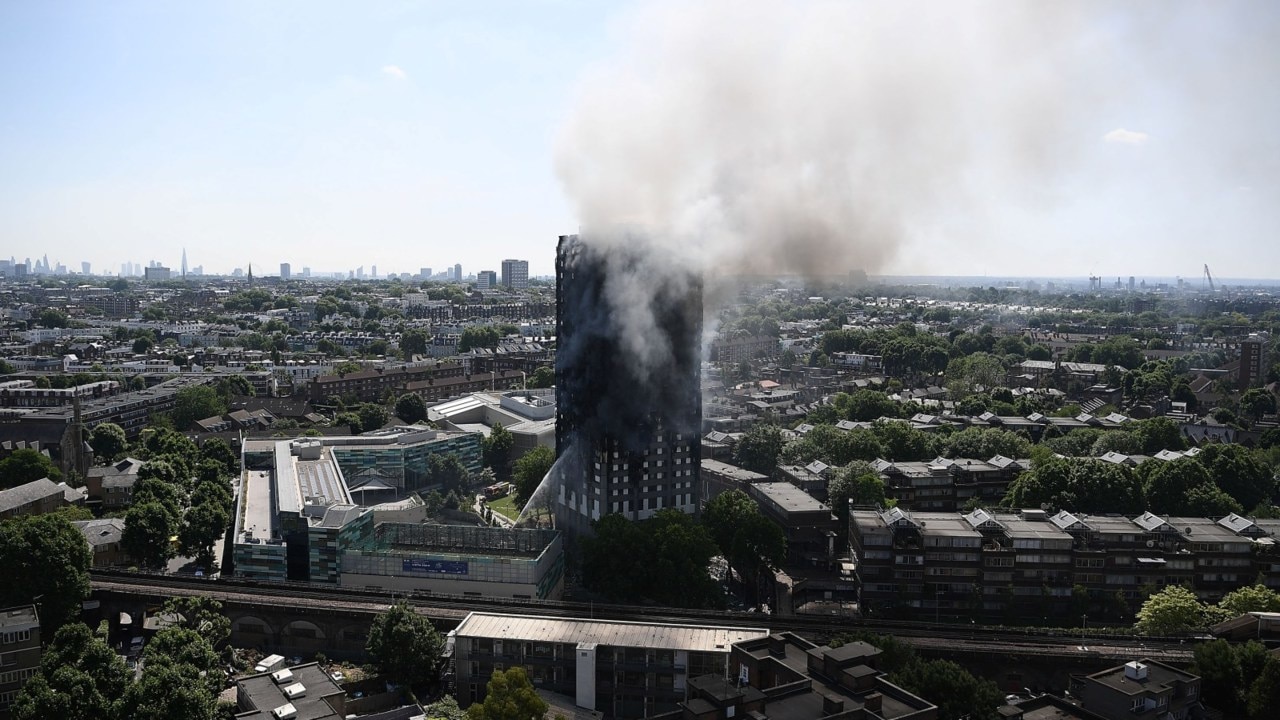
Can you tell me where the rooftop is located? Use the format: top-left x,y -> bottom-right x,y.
235,662 -> 343,720
0,476 -> 62,513
1083,659 -> 1196,697
0,604 -> 39,631
454,612 -> 768,653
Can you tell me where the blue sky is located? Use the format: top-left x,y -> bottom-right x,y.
2,1 -> 1277,281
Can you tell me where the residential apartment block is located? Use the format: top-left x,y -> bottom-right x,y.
849,507 -> 1279,623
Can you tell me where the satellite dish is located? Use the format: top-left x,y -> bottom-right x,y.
1185,527 -> 1193,534
1146,540 -> 1155,547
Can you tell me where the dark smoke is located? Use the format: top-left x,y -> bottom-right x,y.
555,234 -> 702,458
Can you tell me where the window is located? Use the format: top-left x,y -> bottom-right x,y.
1131,697 -> 1145,712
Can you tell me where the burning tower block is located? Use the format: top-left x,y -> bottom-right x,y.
554,234 -> 703,536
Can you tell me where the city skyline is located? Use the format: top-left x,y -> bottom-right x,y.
2,2 -> 1278,279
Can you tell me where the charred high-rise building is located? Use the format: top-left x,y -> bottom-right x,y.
554,234 -> 702,535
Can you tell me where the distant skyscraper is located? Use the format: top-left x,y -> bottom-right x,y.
181,248 -> 188,278
81,262 -> 91,275
476,270 -> 497,290
371,265 -> 377,279
454,263 -> 463,282
302,267 -> 311,278
554,234 -> 702,535
419,267 -> 432,279
280,262 -> 291,280
501,259 -> 529,290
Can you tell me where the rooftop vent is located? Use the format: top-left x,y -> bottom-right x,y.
272,703 -> 297,720
283,682 -> 306,699
271,669 -> 293,684
1124,661 -> 1148,681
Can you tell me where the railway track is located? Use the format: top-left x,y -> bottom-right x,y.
90,568 -> 1202,659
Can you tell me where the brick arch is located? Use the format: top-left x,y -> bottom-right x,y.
232,615 -> 276,640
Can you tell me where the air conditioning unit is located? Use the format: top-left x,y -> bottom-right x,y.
283,683 -> 307,700
271,669 -> 294,685
272,703 -> 297,720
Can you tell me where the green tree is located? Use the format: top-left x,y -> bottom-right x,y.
1192,639 -> 1247,715
178,503 -> 228,568
465,667 -> 548,720
169,385 -> 227,430
131,477 -> 183,523
37,308 -> 70,328
580,511 -> 723,609
1247,656 -> 1280,719
122,501 -> 177,569
0,448 -> 63,487
395,393 -> 428,424
89,423 -> 128,462
526,366 -> 555,389
120,663 -> 218,720
871,420 -> 936,461
827,466 -> 889,530
734,423 -> 785,476
1241,387 -> 1278,424
143,626 -> 224,695
703,490 -> 787,605
366,601 -> 446,686
11,622 -> 131,720
1003,457 -> 1145,515
1135,585 -> 1209,635
423,696 -> 467,720
482,423 -> 514,478
512,445 -> 554,507
357,402 -> 389,432
837,389 -> 900,422
195,430 -> 239,471
891,658 -> 1003,720
1197,444 -> 1276,511
0,514 -> 91,631
1218,584 -> 1280,617
400,328 -> 430,359
131,336 -> 154,354
160,596 -> 230,648
942,427 -> 1031,460
1144,458 -> 1242,516
458,326 -> 501,353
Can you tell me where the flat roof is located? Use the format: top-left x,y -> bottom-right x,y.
235,662 -> 342,720
454,612 -> 768,653
240,469 -> 277,542
751,482 -> 830,514
1085,660 -> 1196,696
0,604 -> 38,631
702,459 -> 768,482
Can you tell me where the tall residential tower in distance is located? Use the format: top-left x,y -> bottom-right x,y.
554,234 -> 702,535
501,258 -> 529,290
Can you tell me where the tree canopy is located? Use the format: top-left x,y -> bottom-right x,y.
0,448 -> 62,487
168,385 -> 227,430
512,445 -> 554,507
366,601 -> 446,686
702,490 -> 787,605
581,511 -> 724,609
465,667 -> 548,720
734,423 -> 785,476
0,514 -> 91,631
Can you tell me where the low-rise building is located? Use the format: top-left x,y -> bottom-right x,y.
84,457 -> 145,510
452,612 -> 769,719
1074,660 -> 1201,720
0,605 -> 40,712
683,632 -> 937,720
233,662 -> 344,720
72,518 -> 129,567
0,477 -> 65,519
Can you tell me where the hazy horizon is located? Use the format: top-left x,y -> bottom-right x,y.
3,1 -> 1277,280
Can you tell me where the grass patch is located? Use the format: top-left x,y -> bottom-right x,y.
487,493 -> 521,520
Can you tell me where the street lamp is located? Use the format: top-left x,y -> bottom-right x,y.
1079,614 -> 1088,651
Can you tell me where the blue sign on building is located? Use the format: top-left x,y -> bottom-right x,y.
402,558 -> 469,575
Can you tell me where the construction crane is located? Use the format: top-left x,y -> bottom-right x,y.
1203,264 -> 1216,292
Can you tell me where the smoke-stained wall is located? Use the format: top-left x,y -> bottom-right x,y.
554,234 -> 702,534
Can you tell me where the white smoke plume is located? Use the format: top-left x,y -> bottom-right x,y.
556,0 -> 1279,280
